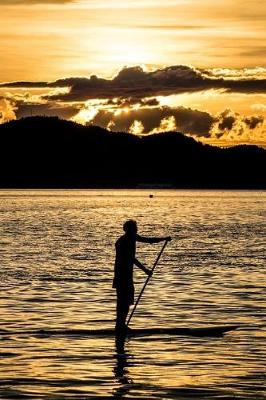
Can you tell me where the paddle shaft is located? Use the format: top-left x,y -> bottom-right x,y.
126,240 -> 168,327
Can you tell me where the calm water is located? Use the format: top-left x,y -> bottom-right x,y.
0,190 -> 265,399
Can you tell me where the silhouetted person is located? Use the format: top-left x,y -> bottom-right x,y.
113,220 -> 171,337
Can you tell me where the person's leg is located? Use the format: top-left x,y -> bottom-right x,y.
116,297 -> 129,334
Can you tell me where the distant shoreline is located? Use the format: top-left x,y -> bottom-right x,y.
0,187 -> 265,191
1,116 -> 265,189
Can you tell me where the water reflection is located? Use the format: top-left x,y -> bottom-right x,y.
113,336 -> 133,399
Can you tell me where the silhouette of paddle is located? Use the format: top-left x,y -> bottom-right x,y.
126,240 -> 169,327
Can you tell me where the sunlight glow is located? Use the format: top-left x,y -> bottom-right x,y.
129,120 -> 144,135
71,106 -> 98,125
151,116 -> 177,133
102,38 -> 154,65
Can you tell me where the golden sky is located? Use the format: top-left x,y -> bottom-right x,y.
0,0 -> 266,146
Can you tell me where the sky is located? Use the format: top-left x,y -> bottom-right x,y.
0,0 -> 266,146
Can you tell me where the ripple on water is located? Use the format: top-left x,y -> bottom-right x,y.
0,190 -> 265,399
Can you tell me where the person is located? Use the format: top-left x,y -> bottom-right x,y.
113,219 -> 171,336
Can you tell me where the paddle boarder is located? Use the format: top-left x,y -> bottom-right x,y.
113,219 -> 171,336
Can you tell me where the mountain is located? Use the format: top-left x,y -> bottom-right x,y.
0,116 -> 265,188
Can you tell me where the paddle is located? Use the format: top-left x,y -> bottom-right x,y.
126,239 -> 168,327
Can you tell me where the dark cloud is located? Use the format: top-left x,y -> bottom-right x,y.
222,79 -> 266,93
51,65 -> 212,101
243,115 -> 264,129
14,101 -> 79,120
0,81 -> 49,88
90,105 -> 214,137
218,111 -> 236,131
142,98 -> 160,107
1,65 -> 266,102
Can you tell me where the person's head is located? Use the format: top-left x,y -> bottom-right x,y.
123,219 -> 138,235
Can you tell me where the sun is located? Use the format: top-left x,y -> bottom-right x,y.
102,32 -> 153,65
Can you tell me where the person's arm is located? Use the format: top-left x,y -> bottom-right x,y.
136,234 -> 171,244
134,258 -> 152,276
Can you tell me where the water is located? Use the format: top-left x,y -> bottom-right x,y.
0,190 -> 265,399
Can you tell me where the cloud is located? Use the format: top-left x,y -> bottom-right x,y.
82,103 -> 265,145
1,89 -> 265,146
1,86 -> 79,121
1,65 -> 266,102
217,110 -> 237,131
210,109 -> 265,144
1,62 -> 265,146
107,97 -> 160,107
88,105 -> 215,137
202,67 -> 266,80
214,109 -> 264,134
0,93 -> 80,122
0,98 -> 17,124
243,115 -> 264,129
251,104 -> 266,112
0,81 -> 50,88
149,116 -> 177,134
15,102 -> 80,120
129,120 -> 144,135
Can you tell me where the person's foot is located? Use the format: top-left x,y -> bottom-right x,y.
115,324 -> 133,336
